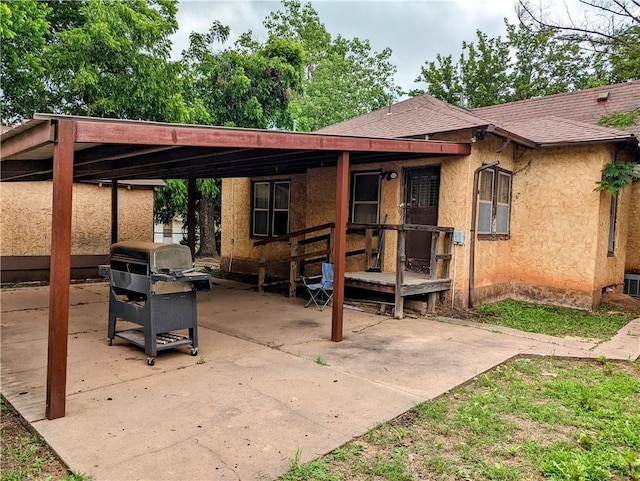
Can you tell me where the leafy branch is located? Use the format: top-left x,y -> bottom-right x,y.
594,161 -> 640,195
597,109 -> 640,129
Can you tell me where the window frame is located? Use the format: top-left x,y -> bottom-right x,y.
607,193 -> 618,256
477,166 -> 513,240
251,179 -> 291,238
350,170 -> 381,224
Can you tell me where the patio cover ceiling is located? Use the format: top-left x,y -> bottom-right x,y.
0,114 -> 470,420
1,114 -> 470,182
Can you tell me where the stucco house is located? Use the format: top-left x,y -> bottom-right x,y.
0,179 -> 161,282
220,81 -> 640,311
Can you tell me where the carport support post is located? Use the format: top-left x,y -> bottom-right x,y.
187,178 -> 197,260
111,179 -> 118,243
332,151 -> 349,342
46,120 -> 74,420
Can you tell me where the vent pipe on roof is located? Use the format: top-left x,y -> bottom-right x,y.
456,92 -> 468,108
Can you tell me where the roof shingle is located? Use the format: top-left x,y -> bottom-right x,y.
317,94 -> 489,138
317,80 -> 640,146
474,80 -> 640,138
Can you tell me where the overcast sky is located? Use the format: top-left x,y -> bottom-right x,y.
170,0 -> 585,94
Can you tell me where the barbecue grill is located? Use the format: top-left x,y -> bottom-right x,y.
100,241 -> 211,365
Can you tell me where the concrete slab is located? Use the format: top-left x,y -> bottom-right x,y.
1,282 -> 638,481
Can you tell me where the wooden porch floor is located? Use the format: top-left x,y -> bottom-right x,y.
345,271 -> 451,296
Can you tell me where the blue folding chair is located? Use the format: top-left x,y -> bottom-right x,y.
301,262 -> 334,311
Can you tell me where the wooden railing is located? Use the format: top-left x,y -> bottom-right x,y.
254,222 -> 454,307
393,224 -> 453,313
254,222 -> 384,297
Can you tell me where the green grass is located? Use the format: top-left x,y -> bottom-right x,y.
315,355 -> 329,366
1,398 -> 92,481
277,358 -> 640,481
475,299 -> 635,340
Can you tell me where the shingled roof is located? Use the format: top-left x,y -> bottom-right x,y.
317,94 -> 491,138
474,80 -> 640,138
318,81 -> 640,147
494,116 -> 636,146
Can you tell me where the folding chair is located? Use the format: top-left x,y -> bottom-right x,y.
301,262 -> 334,311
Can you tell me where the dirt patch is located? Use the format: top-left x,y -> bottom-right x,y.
600,291 -> 640,316
0,397 -> 70,480
290,319 -> 322,328
436,304 -> 484,320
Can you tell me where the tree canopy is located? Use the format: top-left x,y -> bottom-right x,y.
517,0 -> 639,83
182,22 -> 304,128
263,0 -> 401,131
414,20 -> 599,108
0,0 -> 50,124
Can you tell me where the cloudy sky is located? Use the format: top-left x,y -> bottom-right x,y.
170,0 -> 586,94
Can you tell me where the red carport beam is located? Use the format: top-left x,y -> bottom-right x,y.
46,120 -> 74,420
72,119 -> 470,156
332,151 -> 349,342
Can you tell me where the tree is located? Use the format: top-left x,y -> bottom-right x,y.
0,0 -> 50,125
506,22 -> 598,100
154,20 -> 304,257
263,0 -> 401,131
414,20 -> 602,107
46,0 -> 192,122
154,179 -> 220,257
182,23 -> 304,129
45,0 -> 86,36
517,0 -> 639,82
415,30 -> 510,108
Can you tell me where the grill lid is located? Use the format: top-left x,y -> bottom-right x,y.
110,241 -> 193,273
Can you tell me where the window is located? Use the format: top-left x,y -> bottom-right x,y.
409,174 -> 439,208
478,167 -> 512,237
608,194 -> 618,255
351,171 -> 381,223
251,180 -> 290,237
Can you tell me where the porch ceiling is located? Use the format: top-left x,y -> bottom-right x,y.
0,114 -> 470,182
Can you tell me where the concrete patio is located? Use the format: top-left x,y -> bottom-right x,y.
1,280 -> 638,480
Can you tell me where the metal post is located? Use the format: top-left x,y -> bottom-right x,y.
332,152 -> 349,342
187,178 -> 197,260
111,179 -> 118,244
46,120 -> 74,420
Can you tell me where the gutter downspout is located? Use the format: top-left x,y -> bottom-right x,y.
469,161 -> 499,308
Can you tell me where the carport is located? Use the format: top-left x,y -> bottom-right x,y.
0,114 -> 470,419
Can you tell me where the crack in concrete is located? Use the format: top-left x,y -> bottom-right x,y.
242,379 -> 353,439
350,318 -> 387,333
96,429 -> 243,480
194,438 -> 242,481
1,300 -> 105,314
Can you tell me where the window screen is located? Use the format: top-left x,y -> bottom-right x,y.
253,182 -> 270,236
496,173 -> 511,234
351,172 -> 380,223
252,181 -> 290,237
272,181 -> 290,236
477,167 -> 512,237
608,194 -> 618,255
478,170 -> 494,234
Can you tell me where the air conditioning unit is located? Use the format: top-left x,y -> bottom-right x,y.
624,274 -> 640,297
